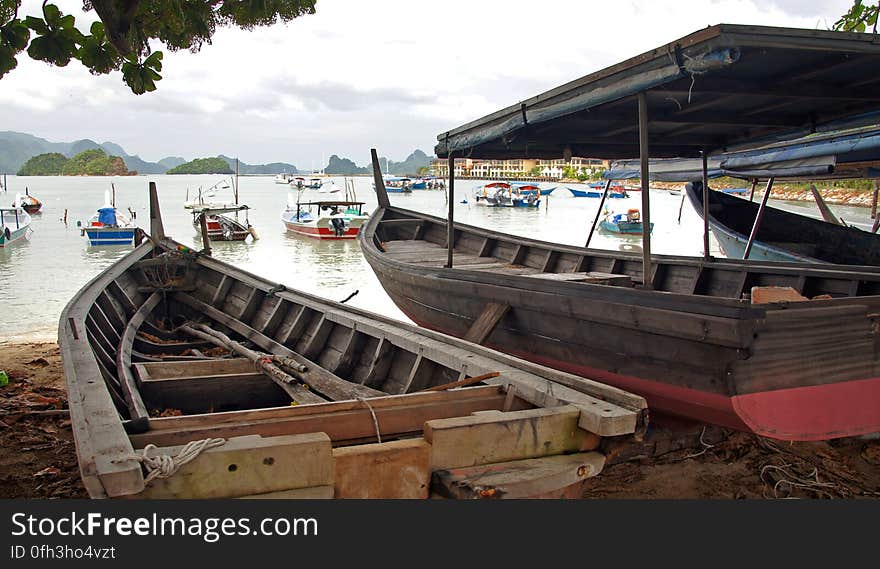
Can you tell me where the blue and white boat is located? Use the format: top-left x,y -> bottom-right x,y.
0,194 -> 33,247
599,208 -> 653,235
373,177 -> 413,194
82,189 -> 138,246
569,183 -> 629,198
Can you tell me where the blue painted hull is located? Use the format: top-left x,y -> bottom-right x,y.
599,220 -> 653,235
410,181 -> 427,189
569,188 -> 627,198
85,228 -> 136,246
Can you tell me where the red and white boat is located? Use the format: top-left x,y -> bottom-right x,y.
192,205 -> 257,242
281,199 -> 369,240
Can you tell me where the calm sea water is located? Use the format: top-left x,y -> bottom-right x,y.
0,174 -> 874,343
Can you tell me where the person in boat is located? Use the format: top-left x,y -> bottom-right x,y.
329,206 -> 346,237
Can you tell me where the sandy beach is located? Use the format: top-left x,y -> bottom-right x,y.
2,341 -> 878,500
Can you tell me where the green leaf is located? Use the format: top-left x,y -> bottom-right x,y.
42,4 -> 62,28
23,16 -> 48,35
122,58 -> 163,95
143,50 -> 163,71
27,31 -> 77,67
0,44 -> 18,78
1,20 -> 30,51
89,21 -> 105,41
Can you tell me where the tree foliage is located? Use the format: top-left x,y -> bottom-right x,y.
834,1 -> 879,33
0,1 -> 316,93
17,151 -> 68,175
17,148 -> 133,175
166,156 -> 232,174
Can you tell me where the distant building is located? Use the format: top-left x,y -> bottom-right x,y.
430,157 -> 608,178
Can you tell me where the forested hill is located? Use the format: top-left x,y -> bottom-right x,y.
166,157 -> 234,174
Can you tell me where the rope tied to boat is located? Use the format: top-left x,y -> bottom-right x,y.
357,397 -> 382,444
267,284 -> 287,297
131,438 -> 227,484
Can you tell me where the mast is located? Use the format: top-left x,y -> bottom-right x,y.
235,158 -> 240,205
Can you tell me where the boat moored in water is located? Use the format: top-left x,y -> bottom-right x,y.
19,188 -> 42,214
598,208 -> 653,235
0,195 -> 32,247
192,205 -> 257,242
281,199 -> 369,239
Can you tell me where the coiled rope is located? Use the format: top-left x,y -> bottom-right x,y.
133,438 -> 227,484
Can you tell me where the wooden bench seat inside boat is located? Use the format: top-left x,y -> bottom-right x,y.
524,271 -> 632,286
133,358 -> 291,414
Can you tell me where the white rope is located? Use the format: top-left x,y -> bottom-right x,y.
134,438 -> 227,484
358,397 -> 382,444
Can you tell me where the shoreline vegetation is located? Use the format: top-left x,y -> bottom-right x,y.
17,149 -> 135,176
1,341 -> 877,499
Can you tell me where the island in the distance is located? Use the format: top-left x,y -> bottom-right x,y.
17,149 -> 135,176
166,156 -> 234,175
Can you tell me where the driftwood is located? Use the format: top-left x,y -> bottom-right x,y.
178,323 -> 325,405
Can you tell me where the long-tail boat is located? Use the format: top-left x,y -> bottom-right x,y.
58,183 -> 646,499
361,24 -> 880,441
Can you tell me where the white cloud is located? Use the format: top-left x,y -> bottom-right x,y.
0,0 -> 860,166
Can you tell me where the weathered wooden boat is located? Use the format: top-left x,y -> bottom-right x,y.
192,205 -> 256,242
281,199 -> 369,239
569,186 -> 628,198
369,24 -> 880,441
19,188 -> 42,214
58,183 -> 646,499
598,208 -> 653,235
0,197 -> 32,247
361,201 -> 880,441
686,182 -> 880,264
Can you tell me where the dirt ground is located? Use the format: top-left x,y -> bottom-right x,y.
1,342 -> 878,500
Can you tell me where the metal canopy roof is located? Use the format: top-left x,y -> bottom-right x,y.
604,126 -> 880,181
435,25 -> 880,160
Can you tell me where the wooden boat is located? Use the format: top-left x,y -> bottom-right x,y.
373,177 -> 413,194
598,209 -> 653,235
82,188 -> 138,246
0,195 -> 32,247
281,199 -> 369,239
474,182 -> 541,207
360,199 -> 880,441
58,183 -> 646,499
192,205 -> 256,242
569,186 -> 628,198
306,178 -> 324,190
686,182 -> 880,265
19,188 -> 42,214
511,183 -> 556,197
391,24 -> 880,441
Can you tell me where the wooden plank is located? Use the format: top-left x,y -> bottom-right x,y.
256,297 -> 286,336
276,305 -> 310,345
432,452 -> 605,499
107,279 -> 138,317
130,387 -> 507,448
424,405 -> 601,470
540,250 -> 557,272
463,302 -> 510,345
300,315 -> 334,360
333,439 -> 431,499
477,237 -> 494,257
211,274 -> 232,308
140,433 -> 334,499
238,486 -> 334,499
176,293 -> 384,401
524,271 -> 631,285
116,292 -> 161,421
237,288 -> 263,324
360,337 -> 394,388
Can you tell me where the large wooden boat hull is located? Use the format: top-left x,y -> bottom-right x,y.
59,191 -> 646,498
686,182 -> 880,265
360,205 -> 880,441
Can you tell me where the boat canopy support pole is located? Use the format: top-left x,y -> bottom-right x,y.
873,179 -> 879,220
810,183 -> 843,226
748,179 -> 758,202
198,213 -> 212,256
446,153 -> 455,268
148,181 -> 165,241
585,179 -> 612,247
370,149 -> 391,208
701,150 -> 710,261
744,177 -> 775,260
638,92 -> 652,288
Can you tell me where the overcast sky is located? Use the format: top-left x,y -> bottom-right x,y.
0,0 -> 855,167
